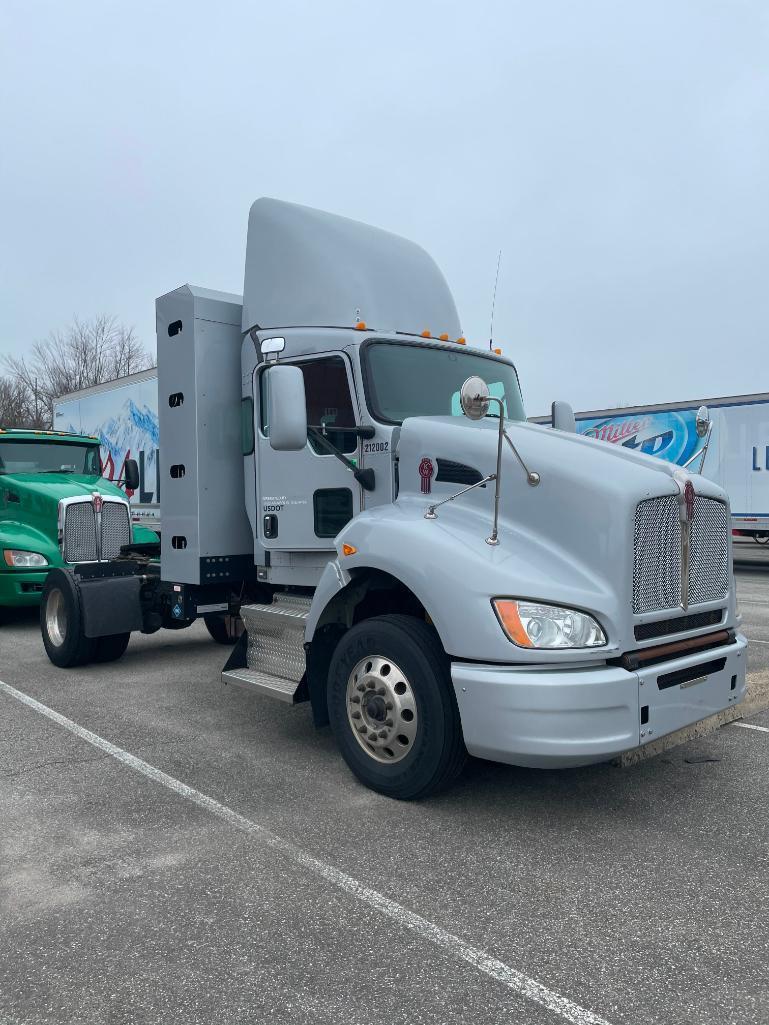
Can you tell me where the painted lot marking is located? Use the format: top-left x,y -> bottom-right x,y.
745,637 -> 769,646
0,679 -> 612,1025
730,721 -> 769,734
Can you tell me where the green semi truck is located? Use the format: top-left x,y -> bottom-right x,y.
0,428 -> 157,613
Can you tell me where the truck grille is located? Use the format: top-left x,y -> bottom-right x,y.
101,501 -> 132,560
633,495 -> 729,614
62,499 -> 131,563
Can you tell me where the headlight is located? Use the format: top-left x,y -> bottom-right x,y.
3,550 -> 49,569
493,599 -> 606,649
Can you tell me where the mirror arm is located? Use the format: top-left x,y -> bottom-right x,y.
307,427 -> 376,492
424,474 -> 497,519
681,420 -> 714,473
502,431 -> 541,487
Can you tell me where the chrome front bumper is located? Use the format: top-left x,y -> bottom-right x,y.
451,635 -> 747,769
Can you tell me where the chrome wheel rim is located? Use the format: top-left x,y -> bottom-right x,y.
346,655 -> 418,764
46,588 -> 68,648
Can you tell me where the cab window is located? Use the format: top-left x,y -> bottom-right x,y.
260,356 -> 357,454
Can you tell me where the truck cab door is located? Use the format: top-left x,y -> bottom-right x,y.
255,353 -> 363,552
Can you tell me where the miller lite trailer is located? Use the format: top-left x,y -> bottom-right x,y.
532,392 -> 769,541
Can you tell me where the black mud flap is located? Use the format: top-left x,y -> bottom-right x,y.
79,575 -> 143,638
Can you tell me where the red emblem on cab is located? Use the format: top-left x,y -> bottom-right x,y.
684,480 -> 695,522
419,458 -> 434,494
92,494 -> 103,513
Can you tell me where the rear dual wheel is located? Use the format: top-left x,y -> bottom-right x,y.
204,613 -> 243,645
327,615 -> 466,800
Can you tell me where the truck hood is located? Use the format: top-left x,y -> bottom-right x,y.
399,413 -> 724,498
0,475 -> 128,550
2,473 -> 127,507
336,415 -> 733,663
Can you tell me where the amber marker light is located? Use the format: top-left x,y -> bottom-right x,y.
439,333 -> 449,341
355,321 -> 367,330
421,330 -> 431,337
342,543 -> 357,556
492,600 -> 533,648
456,337 -> 467,345
493,347 -> 503,355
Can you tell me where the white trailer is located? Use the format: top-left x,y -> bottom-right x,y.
533,393 -> 769,541
54,368 -> 160,531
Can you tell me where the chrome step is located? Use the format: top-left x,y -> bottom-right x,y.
221,668 -> 302,703
238,594 -> 310,685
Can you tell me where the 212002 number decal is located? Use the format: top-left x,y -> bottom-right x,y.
363,440 -> 389,453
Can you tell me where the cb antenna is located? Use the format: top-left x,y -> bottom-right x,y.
489,249 -> 502,351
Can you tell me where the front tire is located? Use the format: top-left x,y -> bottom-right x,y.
327,615 -> 466,800
40,569 -> 95,668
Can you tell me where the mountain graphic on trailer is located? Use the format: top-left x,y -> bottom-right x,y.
63,397 -> 159,482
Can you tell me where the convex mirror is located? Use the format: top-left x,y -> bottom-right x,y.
460,376 -> 491,420
261,336 -> 285,360
695,405 -> 711,438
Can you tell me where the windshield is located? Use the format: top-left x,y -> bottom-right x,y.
362,341 -> 526,425
0,440 -> 102,476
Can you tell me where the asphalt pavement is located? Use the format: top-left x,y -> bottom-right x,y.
1,567 -> 769,1025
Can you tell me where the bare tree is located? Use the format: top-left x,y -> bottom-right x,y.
0,376 -> 40,428
2,316 -> 154,428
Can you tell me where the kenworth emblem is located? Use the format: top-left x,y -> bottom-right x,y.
419,458 -> 434,494
92,493 -> 104,514
684,479 -> 695,522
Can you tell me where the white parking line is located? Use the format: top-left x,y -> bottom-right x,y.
730,721 -> 769,734
0,678 -> 611,1025
745,637 -> 769,645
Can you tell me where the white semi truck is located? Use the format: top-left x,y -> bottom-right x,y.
38,199 -> 747,799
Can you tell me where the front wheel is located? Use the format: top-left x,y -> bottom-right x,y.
40,569 -> 95,668
327,615 -> 466,800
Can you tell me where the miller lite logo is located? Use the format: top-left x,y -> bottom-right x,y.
419,457 -> 434,494
684,480 -> 695,522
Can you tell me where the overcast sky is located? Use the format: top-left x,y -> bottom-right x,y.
1,0 -> 767,415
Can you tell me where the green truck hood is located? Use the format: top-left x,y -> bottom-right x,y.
0,475 -> 135,565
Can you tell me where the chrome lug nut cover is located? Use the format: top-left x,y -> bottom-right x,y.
345,656 -> 418,764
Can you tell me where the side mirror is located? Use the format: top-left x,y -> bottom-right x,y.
695,404 -> 710,438
124,458 -> 140,491
267,365 -> 307,451
460,376 -> 491,420
551,400 -> 576,433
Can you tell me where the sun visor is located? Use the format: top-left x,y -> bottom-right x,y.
241,198 -> 461,338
